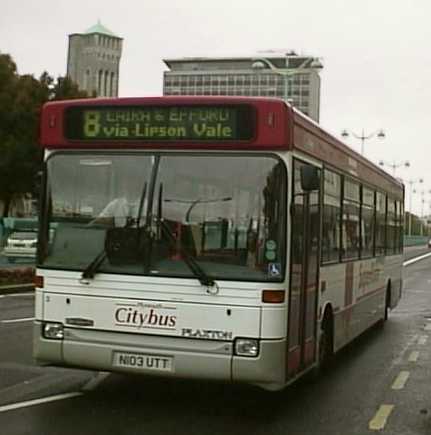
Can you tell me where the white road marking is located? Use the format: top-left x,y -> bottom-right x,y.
3,292 -> 34,298
403,252 -> 431,267
418,335 -> 428,345
0,392 -> 82,413
369,405 -> 394,430
392,371 -> 410,390
82,372 -> 111,391
408,351 -> 420,362
1,317 -> 35,324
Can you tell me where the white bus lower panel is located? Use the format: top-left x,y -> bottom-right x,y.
33,322 -> 286,389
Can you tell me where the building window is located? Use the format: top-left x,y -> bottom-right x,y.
110,72 -> 115,96
98,70 -> 103,95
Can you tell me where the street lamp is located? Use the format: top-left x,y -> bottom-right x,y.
405,178 -> 424,236
378,159 -> 410,176
341,129 -> 385,156
251,59 -> 292,102
251,55 -> 323,106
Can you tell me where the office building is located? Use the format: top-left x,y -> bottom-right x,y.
163,51 -> 323,122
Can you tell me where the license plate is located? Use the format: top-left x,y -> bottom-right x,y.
113,351 -> 173,372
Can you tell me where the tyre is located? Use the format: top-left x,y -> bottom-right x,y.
317,313 -> 334,371
376,285 -> 390,328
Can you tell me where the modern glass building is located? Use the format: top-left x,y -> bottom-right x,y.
163,52 -> 323,122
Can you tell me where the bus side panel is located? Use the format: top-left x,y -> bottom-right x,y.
320,256 -> 398,352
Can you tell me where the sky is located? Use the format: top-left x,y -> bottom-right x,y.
2,0 -> 430,215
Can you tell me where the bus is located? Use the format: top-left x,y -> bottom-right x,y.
33,97 -> 404,391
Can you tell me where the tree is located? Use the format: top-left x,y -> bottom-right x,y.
0,52 -> 89,216
50,76 -> 89,100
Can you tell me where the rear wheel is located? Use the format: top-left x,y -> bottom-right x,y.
318,313 -> 334,371
376,284 -> 391,328
384,286 -> 391,321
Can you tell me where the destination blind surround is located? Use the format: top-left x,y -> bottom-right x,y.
65,105 -> 255,142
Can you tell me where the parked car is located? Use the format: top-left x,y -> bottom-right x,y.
2,231 -> 37,262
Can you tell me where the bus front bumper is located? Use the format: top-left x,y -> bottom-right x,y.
33,321 -> 286,390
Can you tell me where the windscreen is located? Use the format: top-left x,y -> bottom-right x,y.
39,152 -> 286,282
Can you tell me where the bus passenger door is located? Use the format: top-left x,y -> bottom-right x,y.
287,160 -> 321,378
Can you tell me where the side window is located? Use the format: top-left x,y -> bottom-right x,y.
396,201 -> 404,253
361,187 -> 375,258
375,192 -> 387,255
322,169 -> 341,263
342,178 -> 360,260
387,198 -> 397,255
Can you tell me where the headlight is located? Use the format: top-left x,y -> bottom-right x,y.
235,338 -> 259,357
43,322 -> 64,340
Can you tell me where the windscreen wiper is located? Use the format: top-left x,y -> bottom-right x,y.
158,217 -> 215,288
156,182 -> 214,287
81,179 -> 150,281
81,250 -> 107,281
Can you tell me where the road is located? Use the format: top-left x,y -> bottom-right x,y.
1,251 -> 431,434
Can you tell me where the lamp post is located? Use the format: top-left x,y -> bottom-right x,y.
378,159 -> 410,176
405,178 -> 424,236
251,56 -> 323,106
341,129 -> 385,156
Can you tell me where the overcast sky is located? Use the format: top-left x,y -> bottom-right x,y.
2,0 -> 430,214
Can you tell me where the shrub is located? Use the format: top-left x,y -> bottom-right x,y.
0,267 -> 35,285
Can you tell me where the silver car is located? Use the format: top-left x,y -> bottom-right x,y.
3,231 -> 37,262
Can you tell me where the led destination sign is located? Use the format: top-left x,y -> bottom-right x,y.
65,105 -> 255,142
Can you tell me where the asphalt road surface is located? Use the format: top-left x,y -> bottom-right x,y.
1,252 -> 431,434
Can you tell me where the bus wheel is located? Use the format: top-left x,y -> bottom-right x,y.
384,285 -> 391,321
318,313 -> 333,370
376,284 -> 391,328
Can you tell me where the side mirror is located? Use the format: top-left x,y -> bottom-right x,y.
300,165 -> 320,192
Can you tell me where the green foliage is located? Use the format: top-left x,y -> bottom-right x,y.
0,52 -> 90,216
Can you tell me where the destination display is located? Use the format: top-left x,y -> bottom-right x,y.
65,105 -> 255,142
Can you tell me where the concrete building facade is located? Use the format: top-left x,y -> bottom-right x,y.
163,52 -> 323,122
67,21 -> 123,97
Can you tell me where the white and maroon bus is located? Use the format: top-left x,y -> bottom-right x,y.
34,97 -> 403,390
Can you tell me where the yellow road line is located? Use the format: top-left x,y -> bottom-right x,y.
392,371 -> 410,390
408,351 -> 420,362
369,405 -> 394,430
